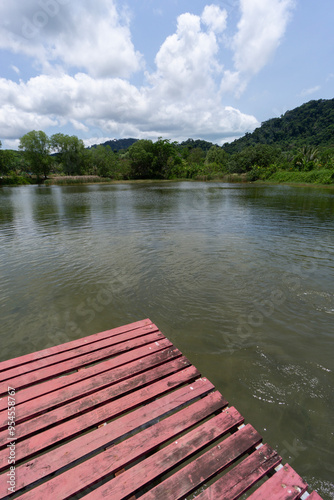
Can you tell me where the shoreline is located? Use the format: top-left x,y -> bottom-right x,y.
1,174 -> 334,189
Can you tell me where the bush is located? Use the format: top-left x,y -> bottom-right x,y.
0,174 -> 34,186
266,168 -> 334,184
247,163 -> 279,181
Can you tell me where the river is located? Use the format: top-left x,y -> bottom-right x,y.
0,181 -> 333,498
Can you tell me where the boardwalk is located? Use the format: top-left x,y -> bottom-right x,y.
0,319 -> 323,499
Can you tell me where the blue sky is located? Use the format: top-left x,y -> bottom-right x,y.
0,0 -> 333,149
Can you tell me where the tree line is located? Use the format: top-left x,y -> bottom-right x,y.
1,132 -> 231,182
0,131 -> 333,185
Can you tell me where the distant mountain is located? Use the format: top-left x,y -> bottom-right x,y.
178,138 -> 216,152
91,137 -> 216,153
222,98 -> 334,154
90,138 -> 138,152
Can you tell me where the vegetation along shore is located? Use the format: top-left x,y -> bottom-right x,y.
1,98 -> 333,187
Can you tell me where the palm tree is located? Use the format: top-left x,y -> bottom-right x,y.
294,146 -> 319,171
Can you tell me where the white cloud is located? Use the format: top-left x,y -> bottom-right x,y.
0,0 -> 142,78
221,0 -> 295,96
11,65 -> 20,74
220,70 -> 242,95
83,137 -> 116,148
201,5 -> 228,33
70,119 -> 89,133
0,70 -> 258,143
299,85 -> 321,98
50,1 -> 143,78
149,7 -> 226,100
2,138 -> 20,150
0,2 -> 265,145
0,103 -> 58,138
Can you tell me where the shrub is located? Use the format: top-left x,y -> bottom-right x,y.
268,168 -> 334,184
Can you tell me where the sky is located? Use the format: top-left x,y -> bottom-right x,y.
0,0 -> 333,149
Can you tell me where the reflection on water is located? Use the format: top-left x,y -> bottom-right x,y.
0,182 -> 333,498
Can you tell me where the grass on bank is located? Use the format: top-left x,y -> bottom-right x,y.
1,169 -> 334,188
44,175 -> 114,186
247,166 -> 334,185
266,169 -> 334,184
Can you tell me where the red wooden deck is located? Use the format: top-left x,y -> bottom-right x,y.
0,319 -> 323,499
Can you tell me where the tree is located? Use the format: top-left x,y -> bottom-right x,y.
51,133 -> 86,175
90,145 -> 119,177
0,146 -> 16,175
128,140 -> 154,178
0,141 -> 5,175
151,138 -> 179,178
0,140 -> 6,175
227,144 -> 281,173
205,146 -> 228,170
293,146 -> 320,171
187,147 -> 205,166
19,131 -> 51,179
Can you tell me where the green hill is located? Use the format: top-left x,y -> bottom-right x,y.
178,138 -> 216,152
223,98 -> 334,154
90,138 -> 138,152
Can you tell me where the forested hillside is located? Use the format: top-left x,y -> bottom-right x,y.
223,99 -> 334,154
90,138 -> 138,152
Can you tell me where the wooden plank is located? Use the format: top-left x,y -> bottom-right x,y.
139,424 -> 267,500
3,378 -> 218,494
2,330 -> 165,390
0,356 -> 191,446
0,344 -> 180,430
18,393 -> 232,499
0,323 -> 160,382
83,423 -> 261,500
0,365 -> 204,470
0,343 -> 178,427
0,339 -> 174,414
248,464 -> 308,500
194,443 -> 282,500
0,319 -> 153,373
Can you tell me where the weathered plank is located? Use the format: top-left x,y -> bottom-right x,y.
18,393 -> 231,499
195,443 -> 282,500
0,356 -> 191,446
0,365 -> 205,471
0,319 -> 153,373
0,343 -> 179,429
2,330 -> 165,390
83,423 -> 261,499
0,378 -> 217,493
0,338 -> 174,414
248,464 -> 308,500
0,323 -> 160,382
140,424 -> 267,500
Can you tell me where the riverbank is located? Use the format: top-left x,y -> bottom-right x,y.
261,168 -> 334,185
254,179 -> 334,189
1,171 -> 334,188
0,174 -> 246,186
